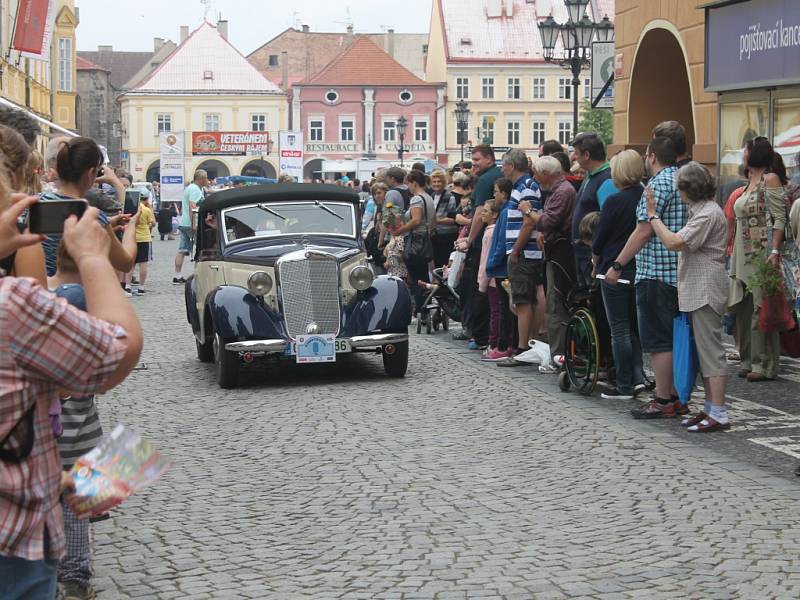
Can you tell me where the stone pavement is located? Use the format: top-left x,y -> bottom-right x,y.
91,238 -> 800,599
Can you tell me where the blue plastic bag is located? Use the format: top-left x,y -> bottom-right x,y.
672,313 -> 699,405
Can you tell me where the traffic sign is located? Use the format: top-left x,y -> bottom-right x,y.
591,41 -> 615,110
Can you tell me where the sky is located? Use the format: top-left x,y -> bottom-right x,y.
75,0 -> 433,55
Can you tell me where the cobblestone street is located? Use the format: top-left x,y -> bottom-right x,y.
92,239 -> 800,599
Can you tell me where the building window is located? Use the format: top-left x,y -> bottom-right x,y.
507,77 -> 520,100
558,77 -> 572,100
414,120 -> 428,142
268,54 -> 279,67
584,77 -> 591,100
481,77 -> 494,99
383,119 -> 396,143
558,121 -> 572,144
456,77 -> 469,99
204,114 -> 220,131
58,38 -> 72,92
324,89 -> 339,104
480,116 -> 495,145
340,119 -> 355,142
532,121 -> 546,146
399,89 -> 413,104
156,114 -> 172,134
251,114 -> 267,132
507,121 -> 520,146
532,77 -> 546,100
309,119 -> 324,141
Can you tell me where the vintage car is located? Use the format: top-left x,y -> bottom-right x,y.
184,184 -> 412,388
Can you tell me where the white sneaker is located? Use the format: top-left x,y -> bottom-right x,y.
538,362 -> 560,374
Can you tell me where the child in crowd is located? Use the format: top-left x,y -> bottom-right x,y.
478,199 -> 504,361
48,242 -> 104,600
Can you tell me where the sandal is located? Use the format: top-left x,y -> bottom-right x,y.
681,411 -> 708,428
746,372 -> 774,382
687,416 -> 731,433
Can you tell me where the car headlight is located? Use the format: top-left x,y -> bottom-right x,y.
348,265 -> 374,291
247,271 -> 273,296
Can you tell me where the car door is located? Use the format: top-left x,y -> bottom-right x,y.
194,218 -> 226,336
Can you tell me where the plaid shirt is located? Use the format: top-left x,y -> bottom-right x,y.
0,276 -> 126,561
634,166 -> 687,286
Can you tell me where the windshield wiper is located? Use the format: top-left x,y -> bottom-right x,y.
256,203 -> 286,221
314,200 -> 344,220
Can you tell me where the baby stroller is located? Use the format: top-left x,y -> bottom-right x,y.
415,268 -> 462,335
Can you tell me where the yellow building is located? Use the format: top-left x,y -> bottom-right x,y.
119,22 -> 287,183
0,0 -> 77,136
425,0 -> 614,163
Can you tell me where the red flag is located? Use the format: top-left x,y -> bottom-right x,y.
11,0 -> 50,55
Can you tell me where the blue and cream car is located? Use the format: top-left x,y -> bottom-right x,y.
185,184 -> 412,388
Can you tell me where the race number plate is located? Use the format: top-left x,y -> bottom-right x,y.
287,336 -> 351,363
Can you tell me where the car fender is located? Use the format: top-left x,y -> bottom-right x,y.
206,285 -> 286,341
341,275 -> 412,336
185,275 -> 200,332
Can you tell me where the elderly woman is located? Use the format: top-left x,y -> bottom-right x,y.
647,162 -> 730,432
592,149 -> 646,400
430,169 -> 458,267
729,137 -> 786,382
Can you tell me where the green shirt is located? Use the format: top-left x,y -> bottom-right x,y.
471,165 -> 503,248
180,183 -> 204,228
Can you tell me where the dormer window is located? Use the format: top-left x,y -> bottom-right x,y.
460,37 -> 472,45
203,70 -> 214,80
399,89 -> 413,104
324,89 -> 339,105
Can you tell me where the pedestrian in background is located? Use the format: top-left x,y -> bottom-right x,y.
647,162 -> 731,431
431,169 -> 458,268
174,169 -> 208,285
132,190 -> 155,295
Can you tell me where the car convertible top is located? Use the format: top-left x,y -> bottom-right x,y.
201,183 -> 360,214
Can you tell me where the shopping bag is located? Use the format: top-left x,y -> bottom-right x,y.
447,250 -> 466,289
672,313 -> 699,405
758,288 -> 795,333
780,299 -> 800,358
516,340 -> 551,365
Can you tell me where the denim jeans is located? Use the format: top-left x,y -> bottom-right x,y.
602,277 -> 644,394
0,554 -> 58,600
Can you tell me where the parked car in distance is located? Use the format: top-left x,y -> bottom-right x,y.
185,184 -> 412,388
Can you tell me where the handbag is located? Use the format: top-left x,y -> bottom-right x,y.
403,195 -> 434,264
672,313 -> 699,405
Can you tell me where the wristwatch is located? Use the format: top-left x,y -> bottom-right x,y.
770,249 -> 780,256
611,261 -> 623,272
522,208 -> 533,217
648,215 -> 660,222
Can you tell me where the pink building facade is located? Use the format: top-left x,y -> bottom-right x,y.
290,36 -> 445,180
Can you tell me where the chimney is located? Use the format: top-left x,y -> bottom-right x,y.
387,28 -> 395,58
281,51 -> 289,91
302,24 -> 309,33
180,26 -> 189,43
347,24 -> 354,36
217,19 -> 229,41
98,45 -> 112,53
505,0 -> 513,17
153,37 -> 165,52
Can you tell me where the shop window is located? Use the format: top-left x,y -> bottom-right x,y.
774,98 -> 800,182
719,99 -> 768,199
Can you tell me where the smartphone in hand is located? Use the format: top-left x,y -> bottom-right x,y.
124,190 -> 141,216
28,200 -> 88,235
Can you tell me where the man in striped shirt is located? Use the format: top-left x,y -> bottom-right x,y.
496,150 -> 544,367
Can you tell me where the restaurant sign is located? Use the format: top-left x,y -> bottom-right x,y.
706,0 -> 800,91
191,132 -> 272,156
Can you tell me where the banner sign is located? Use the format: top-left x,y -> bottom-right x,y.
591,41 -> 615,109
191,131 -> 271,156
279,131 -> 304,181
12,0 -> 51,55
706,0 -> 800,91
160,132 -> 185,203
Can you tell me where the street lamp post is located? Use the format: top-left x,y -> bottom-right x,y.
538,0 -> 614,139
454,99 -> 470,164
396,116 -> 408,167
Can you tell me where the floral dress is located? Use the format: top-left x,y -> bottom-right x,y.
385,235 -> 408,280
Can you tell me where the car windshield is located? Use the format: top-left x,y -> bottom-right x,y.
221,201 -> 356,243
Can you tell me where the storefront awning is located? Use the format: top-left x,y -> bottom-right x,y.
0,96 -> 78,139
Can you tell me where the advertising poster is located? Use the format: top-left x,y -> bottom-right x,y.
160,132 -> 185,203
191,131 -> 271,156
279,131 -> 304,181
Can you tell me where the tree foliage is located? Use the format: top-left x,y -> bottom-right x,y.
577,100 -> 613,147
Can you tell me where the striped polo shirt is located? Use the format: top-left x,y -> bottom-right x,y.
505,175 -> 543,260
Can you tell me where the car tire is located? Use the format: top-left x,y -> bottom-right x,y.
213,331 -> 240,389
382,340 -> 409,378
196,335 -> 213,363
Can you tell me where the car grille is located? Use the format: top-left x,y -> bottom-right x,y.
278,256 -> 341,339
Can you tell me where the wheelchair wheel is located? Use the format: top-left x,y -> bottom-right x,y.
564,307 -> 600,396
558,370 -> 571,392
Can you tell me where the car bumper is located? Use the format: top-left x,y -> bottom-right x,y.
226,332 -> 408,354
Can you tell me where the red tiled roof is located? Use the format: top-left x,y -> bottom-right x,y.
76,55 -> 109,72
298,36 -> 434,86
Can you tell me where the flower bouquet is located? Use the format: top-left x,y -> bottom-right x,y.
750,258 -> 795,333
381,201 -> 405,230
